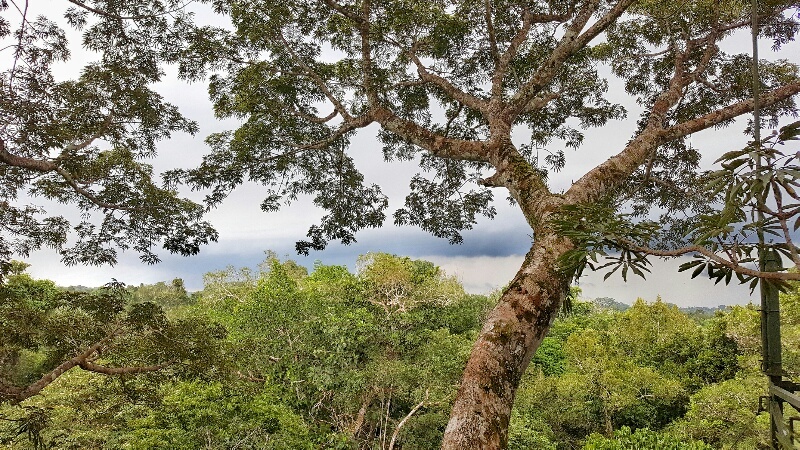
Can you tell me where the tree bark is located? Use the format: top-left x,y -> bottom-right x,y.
441,232 -> 572,449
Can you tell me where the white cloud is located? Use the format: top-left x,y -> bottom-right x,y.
417,254 -> 754,308
416,254 -> 525,294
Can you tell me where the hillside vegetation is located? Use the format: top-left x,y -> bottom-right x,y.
2,253 -> 799,449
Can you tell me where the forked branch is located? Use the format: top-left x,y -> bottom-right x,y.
506,0 -> 635,120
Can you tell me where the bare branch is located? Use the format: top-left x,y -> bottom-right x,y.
388,389 -> 428,450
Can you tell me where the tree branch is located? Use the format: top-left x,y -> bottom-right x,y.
284,113 -> 374,150
360,0 -> 378,105
660,81 -> 800,141
566,29 -> 800,205
275,30 -> 353,121
7,329 -> 122,403
529,12 -> 574,23
404,45 -> 488,114
619,239 -> 800,281
484,0 -> 500,65
289,106 -> 338,124
62,113 -> 114,152
78,360 -> 172,375
0,139 -> 146,212
388,389 -> 428,450
0,139 -> 55,172
491,10 -> 533,101
522,91 -> 560,114
573,0 -> 637,49
350,389 -> 374,436
320,0 -> 363,24
505,0 -> 635,121
236,370 -> 267,383
565,48 -> 690,204
372,106 -> 489,162
66,0 -> 193,21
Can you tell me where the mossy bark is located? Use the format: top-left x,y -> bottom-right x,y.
441,232 -> 571,449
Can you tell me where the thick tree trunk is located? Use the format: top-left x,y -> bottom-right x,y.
441,232 -> 571,449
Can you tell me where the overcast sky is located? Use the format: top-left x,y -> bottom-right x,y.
15,4 -> 800,308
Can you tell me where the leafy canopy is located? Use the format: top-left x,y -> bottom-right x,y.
0,0 -> 218,277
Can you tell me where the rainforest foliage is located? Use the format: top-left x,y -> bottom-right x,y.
1,253 -> 798,449
3,1 -> 800,446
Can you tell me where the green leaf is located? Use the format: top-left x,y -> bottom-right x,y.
778,120 -> 800,141
715,148 -> 750,163
603,265 -> 621,281
691,263 -> 706,279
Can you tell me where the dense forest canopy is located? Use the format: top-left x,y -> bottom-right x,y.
1,254 -> 799,449
2,0 -> 800,447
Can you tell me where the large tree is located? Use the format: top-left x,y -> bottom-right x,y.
3,1 -> 800,449
175,1 -> 800,448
